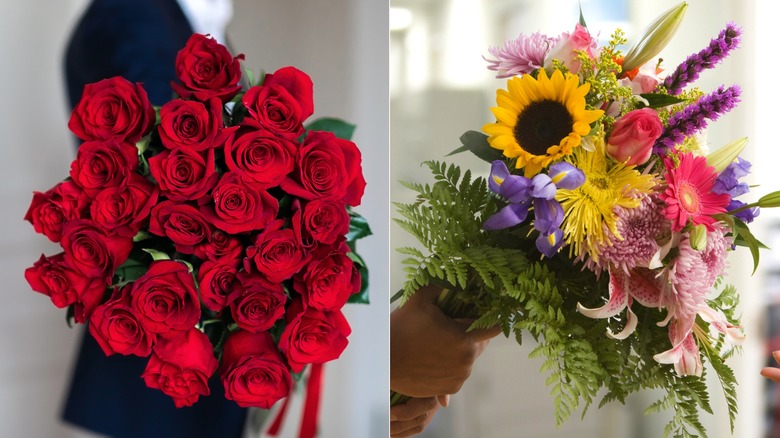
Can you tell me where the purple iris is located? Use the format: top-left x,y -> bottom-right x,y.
713,157 -> 759,223
484,160 -> 584,257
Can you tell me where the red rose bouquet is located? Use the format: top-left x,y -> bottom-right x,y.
24,33 -> 371,416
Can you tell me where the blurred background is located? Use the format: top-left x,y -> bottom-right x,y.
390,0 -> 780,437
0,1 -> 388,437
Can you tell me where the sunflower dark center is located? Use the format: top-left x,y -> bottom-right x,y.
513,100 -> 573,156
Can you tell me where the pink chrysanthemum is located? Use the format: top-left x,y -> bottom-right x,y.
660,152 -> 730,232
582,195 -> 666,275
701,224 -> 730,285
665,235 -> 711,326
483,32 -> 558,78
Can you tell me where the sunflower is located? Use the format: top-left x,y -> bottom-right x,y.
483,69 -> 603,177
555,138 -> 657,259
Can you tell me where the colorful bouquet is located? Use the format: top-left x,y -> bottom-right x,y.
395,3 -> 779,436
24,33 -> 370,419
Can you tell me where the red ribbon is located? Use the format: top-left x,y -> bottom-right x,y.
266,363 -> 325,438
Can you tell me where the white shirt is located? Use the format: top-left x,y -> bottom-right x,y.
175,0 -> 233,44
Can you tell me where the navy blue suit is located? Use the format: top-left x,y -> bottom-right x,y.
63,1 -> 247,437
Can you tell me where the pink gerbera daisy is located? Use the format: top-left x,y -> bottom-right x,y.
660,152 -> 730,232
483,32 -> 558,78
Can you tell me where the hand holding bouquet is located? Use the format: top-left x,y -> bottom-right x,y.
25,34 -> 371,417
394,3 -> 779,436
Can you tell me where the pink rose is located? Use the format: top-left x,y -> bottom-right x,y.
606,108 -> 663,165
544,24 -> 597,74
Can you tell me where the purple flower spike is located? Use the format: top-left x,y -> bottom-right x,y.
536,228 -> 565,258
484,202 -> 531,230
530,174 -> 556,200
654,85 -> 741,154
548,162 -> 585,190
533,199 -> 564,233
664,22 -> 742,96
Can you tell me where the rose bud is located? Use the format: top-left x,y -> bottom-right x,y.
220,330 -> 292,409
142,328 -> 218,407
606,108 -> 663,165
171,34 -> 244,102
279,299 -> 351,373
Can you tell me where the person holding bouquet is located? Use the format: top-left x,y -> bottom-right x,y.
390,284 -> 501,436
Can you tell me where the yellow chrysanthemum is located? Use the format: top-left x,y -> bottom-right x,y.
483,69 -> 603,177
555,138 -> 657,259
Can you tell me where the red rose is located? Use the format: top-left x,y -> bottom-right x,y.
294,251 -> 360,311
279,299 -> 351,373
130,260 -> 201,336
70,140 -> 139,197
281,131 -> 366,206
241,67 -> 314,139
171,34 -> 243,102
60,219 -> 133,279
149,147 -> 218,202
193,230 -> 243,262
224,121 -> 297,188
220,330 -> 292,409
24,253 -> 107,320
196,260 -> 238,312
199,172 -> 279,234
245,217 -> 310,283
158,98 -> 227,151
68,76 -> 155,143
301,199 -> 349,245
149,201 -> 212,254
90,173 -> 159,237
88,286 -> 154,357
24,181 -> 85,243
142,328 -> 218,407
228,271 -> 287,332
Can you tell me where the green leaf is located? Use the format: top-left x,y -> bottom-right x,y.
305,117 -> 357,140
639,93 -> 685,108
447,130 -> 504,164
133,230 -> 152,242
242,64 -> 255,88
732,218 -> 761,274
136,134 -> 151,154
347,250 -> 370,304
142,248 -> 171,261
578,2 -> 588,28
347,211 -> 373,243
114,257 -> 148,284
66,305 -> 75,328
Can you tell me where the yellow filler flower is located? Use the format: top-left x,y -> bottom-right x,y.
483,69 -> 603,177
555,138 -> 656,259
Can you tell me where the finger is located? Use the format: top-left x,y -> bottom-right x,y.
437,394 -> 450,407
774,351 -> 780,365
468,325 -> 503,341
414,283 -> 443,301
761,367 -> 780,383
390,409 -> 439,437
390,397 -> 439,422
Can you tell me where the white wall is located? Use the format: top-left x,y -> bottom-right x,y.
0,1 -> 389,437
